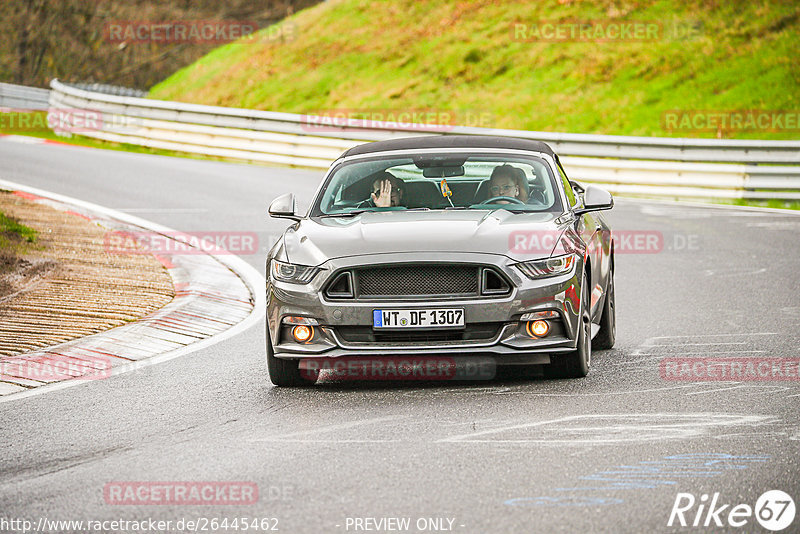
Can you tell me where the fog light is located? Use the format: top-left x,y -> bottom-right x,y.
526,320 -> 549,338
292,325 -> 314,343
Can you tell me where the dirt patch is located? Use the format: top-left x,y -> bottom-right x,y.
1,209 -> 56,299
0,252 -> 58,300
0,191 -> 175,358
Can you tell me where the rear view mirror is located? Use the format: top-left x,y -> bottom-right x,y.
422,166 -> 465,178
413,155 -> 468,168
268,193 -> 300,221
575,185 -> 613,214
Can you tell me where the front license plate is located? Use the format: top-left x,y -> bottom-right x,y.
373,308 -> 465,329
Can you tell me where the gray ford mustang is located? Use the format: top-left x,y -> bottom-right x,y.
265,135 -> 615,386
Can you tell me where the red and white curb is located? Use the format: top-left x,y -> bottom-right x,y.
0,179 -> 266,402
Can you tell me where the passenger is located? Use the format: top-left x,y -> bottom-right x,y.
370,172 -> 406,207
487,164 -> 528,203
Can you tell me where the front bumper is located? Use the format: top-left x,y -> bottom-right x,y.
266,252 -> 582,362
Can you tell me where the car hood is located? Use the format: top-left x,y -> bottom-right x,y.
283,210 -> 568,265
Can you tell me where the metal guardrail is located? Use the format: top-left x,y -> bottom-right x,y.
0,83 -> 50,110
46,79 -> 800,200
67,82 -> 147,98
0,81 -> 142,111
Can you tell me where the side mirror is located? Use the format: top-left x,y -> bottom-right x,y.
575,185 -> 613,214
268,193 -> 300,221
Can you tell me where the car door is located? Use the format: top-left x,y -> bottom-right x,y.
556,159 -> 608,322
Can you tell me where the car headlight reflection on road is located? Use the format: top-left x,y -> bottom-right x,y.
515,254 -> 577,279
271,259 -> 321,284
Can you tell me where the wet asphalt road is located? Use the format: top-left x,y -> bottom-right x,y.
1,140 -> 799,534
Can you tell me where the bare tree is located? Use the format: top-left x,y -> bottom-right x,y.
0,0 -> 320,89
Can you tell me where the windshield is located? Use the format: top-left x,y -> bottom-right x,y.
312,152 -> 563,216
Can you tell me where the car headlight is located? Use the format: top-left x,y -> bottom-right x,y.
270,260 -> 321,284
515,254 -> 576,279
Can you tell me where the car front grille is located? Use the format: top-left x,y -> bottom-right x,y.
336,323 -> 502,344
324,263 -> 512,300
356,264 -> 480,298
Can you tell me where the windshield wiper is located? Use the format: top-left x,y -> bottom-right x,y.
319,210 -> 370,218
322,207 -> 433,217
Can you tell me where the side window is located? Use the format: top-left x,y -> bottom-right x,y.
557,161 -> 577,208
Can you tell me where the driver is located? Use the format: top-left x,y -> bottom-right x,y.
487,164 -> 525,203
370,172 -> 405,207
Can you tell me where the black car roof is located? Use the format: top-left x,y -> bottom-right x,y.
341,135 -> 556,158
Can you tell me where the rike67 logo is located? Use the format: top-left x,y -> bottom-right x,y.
668,490 -> 795,530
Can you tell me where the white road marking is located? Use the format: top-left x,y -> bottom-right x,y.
437,413 -> 774,444
492,384 -> 705,396
252,415 -> 406,441
401,386 -> 514,397
747,221 -> 800,229
641,342 -> 748,347
683,384 -> 798,396
256,439 -> 401,443
703,267 -> 767,277
647,333 -> 778,339
686,382 -> 795,397
683,385 -> 745,395
713,432 -> 790,440
637,350 -> 767,355
629,334 -> 777,360
438,415 -> 583,442
115,208 -> 210,213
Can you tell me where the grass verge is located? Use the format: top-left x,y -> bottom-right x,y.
150,0 -> 800,140
1,208 -> 38,262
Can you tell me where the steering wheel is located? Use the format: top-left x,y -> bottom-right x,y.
483,196 -> 525,205
528,188 -> 547,205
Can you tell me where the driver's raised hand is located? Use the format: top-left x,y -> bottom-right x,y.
371,179 -> 393,207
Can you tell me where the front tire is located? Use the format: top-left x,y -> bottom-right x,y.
266,328 -> 314,387
547,272 -> 591,378
593,264 -> 616,350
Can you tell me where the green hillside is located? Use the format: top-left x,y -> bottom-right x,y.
150,0 -> 800,139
